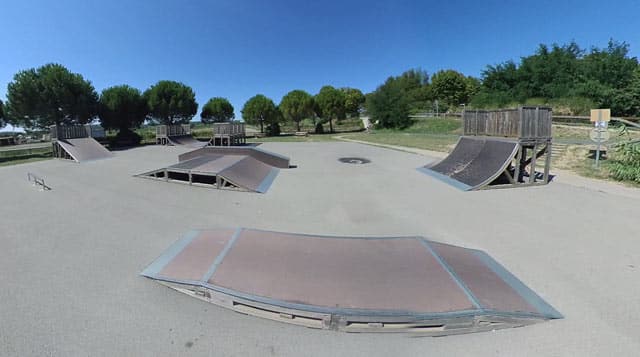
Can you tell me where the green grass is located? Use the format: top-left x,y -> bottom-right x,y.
248,134 -> 338,143
0,146 -> 53,166
340,132 -> 458,152
337,117 -> 461,152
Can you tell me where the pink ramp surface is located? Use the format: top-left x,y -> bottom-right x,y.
141,228 -> 562,333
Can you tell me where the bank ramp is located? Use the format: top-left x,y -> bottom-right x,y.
141,228 -> 562,335
54,138 -> 113,163
419,136 -> 519,191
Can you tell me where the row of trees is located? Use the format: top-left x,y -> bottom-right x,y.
472,40 -> 640,116
241,86 -> 365,134
365,69 -> 479,129
2,40 -> 638,133
0,63 -> 366,135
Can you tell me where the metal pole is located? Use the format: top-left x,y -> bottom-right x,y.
595,130 -> 601,169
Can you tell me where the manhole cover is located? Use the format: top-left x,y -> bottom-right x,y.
338,157 -> 371,164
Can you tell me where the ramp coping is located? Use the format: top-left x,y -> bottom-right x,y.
256,168 -> 280,193
200,228 -> 243,283
140,230 -> 200,278
473,250 -> 563,319
419,239 -> 482,309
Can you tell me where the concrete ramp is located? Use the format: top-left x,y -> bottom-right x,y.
419,136 -> 519,191
55,138 -> 113,163
166,135 -> 208,148
141,228 -> 562,335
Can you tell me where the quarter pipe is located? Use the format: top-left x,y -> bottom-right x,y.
419,136 -> 520,191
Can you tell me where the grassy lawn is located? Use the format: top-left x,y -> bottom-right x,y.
338,117 -> 461,152
0,146 -> 52,167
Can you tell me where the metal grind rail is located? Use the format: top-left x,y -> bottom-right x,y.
27,172 -> 51,191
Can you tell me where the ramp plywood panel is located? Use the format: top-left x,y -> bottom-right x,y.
428,242 -> 536,313
56,138 -> 112,162
141,228 -> 562,334
218,157 -> 277,193
211,230 -> 475,312
158,230 -> 235,281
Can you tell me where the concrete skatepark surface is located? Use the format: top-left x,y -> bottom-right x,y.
1,142 -> 639,356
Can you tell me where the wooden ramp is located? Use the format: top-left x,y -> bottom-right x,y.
166,135 -> 208,148
136,147 -> 289,193
54,138 -> 113,163
141,228 -> 562,335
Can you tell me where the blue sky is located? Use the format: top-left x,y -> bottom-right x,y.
1,0 -> 639,125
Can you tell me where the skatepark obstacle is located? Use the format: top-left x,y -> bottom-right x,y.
50,125 -> 113,163
420,106 -> 553,190
141,228 -> 562,335
210,122 -> 246,146
136,146 -> 290,193
155,124 -> 207,148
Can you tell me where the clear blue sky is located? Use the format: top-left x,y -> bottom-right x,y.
1,0 -> 639,122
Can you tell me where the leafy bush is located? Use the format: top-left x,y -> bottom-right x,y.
110,129 -> 142,147
265,122 -> 281,137
315,122 -> 324,134
608,141 -> 640,183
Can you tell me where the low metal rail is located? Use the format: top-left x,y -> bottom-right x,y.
27,172 -> 51,191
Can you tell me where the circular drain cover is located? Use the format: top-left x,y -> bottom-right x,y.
338,157 -> 371,164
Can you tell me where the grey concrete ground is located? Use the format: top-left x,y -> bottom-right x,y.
1,142 -> 639,356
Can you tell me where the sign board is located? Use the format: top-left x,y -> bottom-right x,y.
590,128 -> 610,142
590,109 -> 611,122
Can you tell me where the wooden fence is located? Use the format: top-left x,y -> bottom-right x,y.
156,124 -> 192,138
463,107 -> 552,139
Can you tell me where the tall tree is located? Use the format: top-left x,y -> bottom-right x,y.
98,85 -> 148,132
366,70 -> 429,129
341,87 -> 365,118
315,86 -> 345,133
5,63 -> 98,129
279,90 -> 314,132
241,94 -> 278,133
143,80 -> 197,125
200,97 -> 234,124
431,70 -> 479,107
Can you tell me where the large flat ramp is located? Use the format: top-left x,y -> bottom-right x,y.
141,228 -> 562,335
167,135 -> 208,148
56,138 -> 112,162
419,136 -> 519,190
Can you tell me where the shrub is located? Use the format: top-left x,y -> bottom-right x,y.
608,141 -> 640,183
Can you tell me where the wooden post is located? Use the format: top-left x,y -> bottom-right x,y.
529,144 -> 538,184
543,141 -> 552,183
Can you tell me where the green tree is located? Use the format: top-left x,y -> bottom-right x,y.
241,94 -> 278,134
366,70 -> 429,129
431,70 -> 477,108
279,90 -> 314,132
315,86 -> 345,133
143,80 -> 197,125
98,85 -> 147,132
201,97 -> 234,124
5,63 -> 98,129
341,87 -> 365,118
